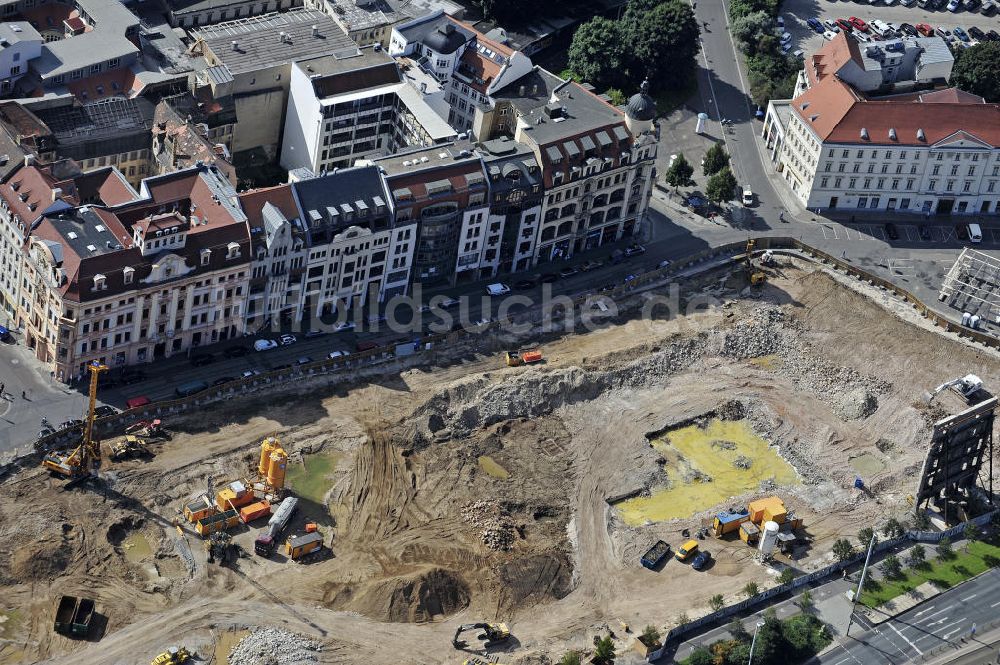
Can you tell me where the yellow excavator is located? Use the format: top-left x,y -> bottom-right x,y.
41,362 -> 107,480
452,622 -> 511,650
745,238 -> 767,286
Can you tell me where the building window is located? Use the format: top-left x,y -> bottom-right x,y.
870,197 -> 879,209
929,179 -> 937,190
201,249 -> 211,265
820,177 -> 829,188
123,267 -> 134,284
858,197 -> 868,208
849,178 -> 857,189
834,177 -> 842,188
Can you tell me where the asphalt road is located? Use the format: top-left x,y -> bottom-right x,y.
818,568 -> 1000,664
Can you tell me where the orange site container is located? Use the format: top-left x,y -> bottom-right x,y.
521,349 -> 543,364
240,500 -> 271,523
305,522 -> 318,533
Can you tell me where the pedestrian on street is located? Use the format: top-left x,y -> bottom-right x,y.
21,390 -> 26,399
0,382 -> 4,395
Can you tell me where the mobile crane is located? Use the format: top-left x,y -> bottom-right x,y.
41,361 -> 107,481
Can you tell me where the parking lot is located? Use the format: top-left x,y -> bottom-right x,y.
780,0 -> 1000,56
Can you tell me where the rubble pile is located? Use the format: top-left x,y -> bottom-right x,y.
462,500 -> 516,551
833,387 -> 880,421
721,306 -> 788,360
228,628 -> 322,665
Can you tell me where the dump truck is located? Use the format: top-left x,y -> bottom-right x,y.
151,646 -> 191,665
125,419 -> 169,440
286,531 -> 324,561
640,540 -> 671,570
452,622 -> 511,650
195,508 -> 240,537
54,595 -> 78,635
71,597 -> 95,637
504,349 -> 543,367
255,496 -> 298,556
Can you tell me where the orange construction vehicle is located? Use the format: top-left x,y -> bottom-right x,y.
505,349 -> 543,366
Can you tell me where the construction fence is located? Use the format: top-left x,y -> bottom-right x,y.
648,510 -> 999,661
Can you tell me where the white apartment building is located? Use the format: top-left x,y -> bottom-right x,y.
765,32 -> 1000,215
280,45 -> 455,174
0,22 -> 41,94
388,11 -> 533,132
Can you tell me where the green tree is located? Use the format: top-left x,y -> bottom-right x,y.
731,10 -> 773,54
723,642 -> 751,665
915,511 -> 931,531
606,88 -> 626,106
881,554 -> 903,580
951,42 -> 1000,103
752,612 -> 784,664
858,527 -> 878,550
798,589 -> 813,609
706,167 -> 737,204
686,647 -> 714,665
833,538 -> 855,562
559,651 -> 581,665
908,544 -> 926,567
640,625 -> 661,647
778,568 -> 796,585
623,0 -> 700,88
709,593 -> 725,612
567,17 -> 627,90
593,635 -> 616,665
702,143 -> 730,175
936,537 -> 953,560
728,618 -> 750,642
742,580 -> 759,599
964,521 -> 980,546
665,153 -> 695,190
882,518 -> 905,540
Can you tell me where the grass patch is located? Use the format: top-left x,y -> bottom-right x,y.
860,540 -> 1000,608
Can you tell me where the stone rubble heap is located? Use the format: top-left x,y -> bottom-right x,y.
462,500 -> 515,551
228,628 -> 322,665
721,306 -> 787,360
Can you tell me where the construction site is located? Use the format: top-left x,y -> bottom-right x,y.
0,253 -> 998,665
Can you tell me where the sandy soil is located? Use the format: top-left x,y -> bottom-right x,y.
0,259 -> 997,665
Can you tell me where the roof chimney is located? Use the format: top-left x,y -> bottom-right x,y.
860,127 -> 869,141
312,24 -> 319,37
231,40 -> 238,51
24,154 -> 35,167
279,31 -> 287,43
917,128 -> 926,142
51,187 -> 62,202
889,127 -> 897,141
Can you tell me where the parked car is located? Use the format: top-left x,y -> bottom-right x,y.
958,223 -> 971,241
304,329 -> 326,338
581,260 -> 602,272
899,23 -> 918,35
355,340 -> 379,352
95,405 -> 119,418
807,17 -> 824,33
559,266 -> 580,278
987,29 -> 1000,41
439,297 -> 460,309
742,188 -> 754,205
213,376 -> 235,386
328,350 -> 348,359
823,30 -> 838,40
835,18 -> 854,33
241,369 -> 261,378
189,352 -> 215,367
332,321 -> 356,332
885,223 -> 900,240
224,345 -> 249,358
849,17 -> 868,32
125,395 -> 151,409
916,23 -> 934,36
175,380 -> 209,398
120,369 -> 146,385
969,26 -> 986,40
59,419 -> 83,430
279,334 -> 297,345
295,356 -> 313,365
964,0 -> 981,10
953,26 -> 970,41
254,339 -> 278,352
539,273 -> 559,283
691,551 -> 712,571
485,283 -> 511,296
625,244 -> 646,257
947,0 -> 961,11
823,19 -> 841,32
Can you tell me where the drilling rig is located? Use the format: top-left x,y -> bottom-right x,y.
41,362 -> 107,481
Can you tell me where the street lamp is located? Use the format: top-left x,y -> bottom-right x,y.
747,621 -> 765,665
845,530 -> 878,638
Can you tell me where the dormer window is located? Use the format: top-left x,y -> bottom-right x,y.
226,242 -> 240,259
123,266 -> 134,284
200,248 -> 211,266
93,274 -> 107,291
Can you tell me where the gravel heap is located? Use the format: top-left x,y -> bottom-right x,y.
833,387 -> 880,421
228,628 -> 322,665
462,500 -> 515,551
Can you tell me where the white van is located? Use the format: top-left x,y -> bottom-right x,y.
486,283 -> 510,296
869,19 -> 891,37
968,223 -> 983,243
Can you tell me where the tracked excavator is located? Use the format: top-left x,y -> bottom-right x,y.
452,622 -> 511,650
41,362 -> 107,482
924,374 -> 983,404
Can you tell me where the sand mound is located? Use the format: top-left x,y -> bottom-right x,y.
341,568 -> 470,623
11,538 -> 71,580
834,387 -> 879,421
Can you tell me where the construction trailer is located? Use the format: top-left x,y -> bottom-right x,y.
255,496 -> 298,556
239,500 -> 271,523
183,494 -> 216,523
195,509 -> 240,537
286,532 -> 323,561
712,496 -> 803,548
215,481 -> 256,512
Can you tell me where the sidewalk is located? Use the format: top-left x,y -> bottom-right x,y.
920,625 -> 1000,665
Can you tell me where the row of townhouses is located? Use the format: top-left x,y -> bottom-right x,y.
765,32 -> 1000,216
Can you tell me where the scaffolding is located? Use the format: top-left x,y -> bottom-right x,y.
938,248 -> 1000,325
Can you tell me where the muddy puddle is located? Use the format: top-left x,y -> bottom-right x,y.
618,419 -> 799,524
478,455 -> 510,479
850,452 -> 886,476
122,534 -> 152,563
213,628 -> 249,665
286,450 -> 342,505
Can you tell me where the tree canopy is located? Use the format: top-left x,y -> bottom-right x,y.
665,153 -> 695,189
567,18 -> 628,90
951,43 -> 1000,103
702,143 -> 730,176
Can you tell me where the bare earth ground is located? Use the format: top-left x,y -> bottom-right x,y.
0,259 -> 998,665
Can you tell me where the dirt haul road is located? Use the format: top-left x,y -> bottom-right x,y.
2,260 -> 998,665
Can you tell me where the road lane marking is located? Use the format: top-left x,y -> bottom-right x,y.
960,593 -> 977,602
990,599 -> 1000,608
941,625 -> 966,640
916,605 -> 954,621
888,622 -> 923,656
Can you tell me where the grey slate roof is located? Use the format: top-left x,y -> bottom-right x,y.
291,165 -> 392,243
0,22 -> 42,45
197,10 -> 355,75
396,13 -> 471,54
